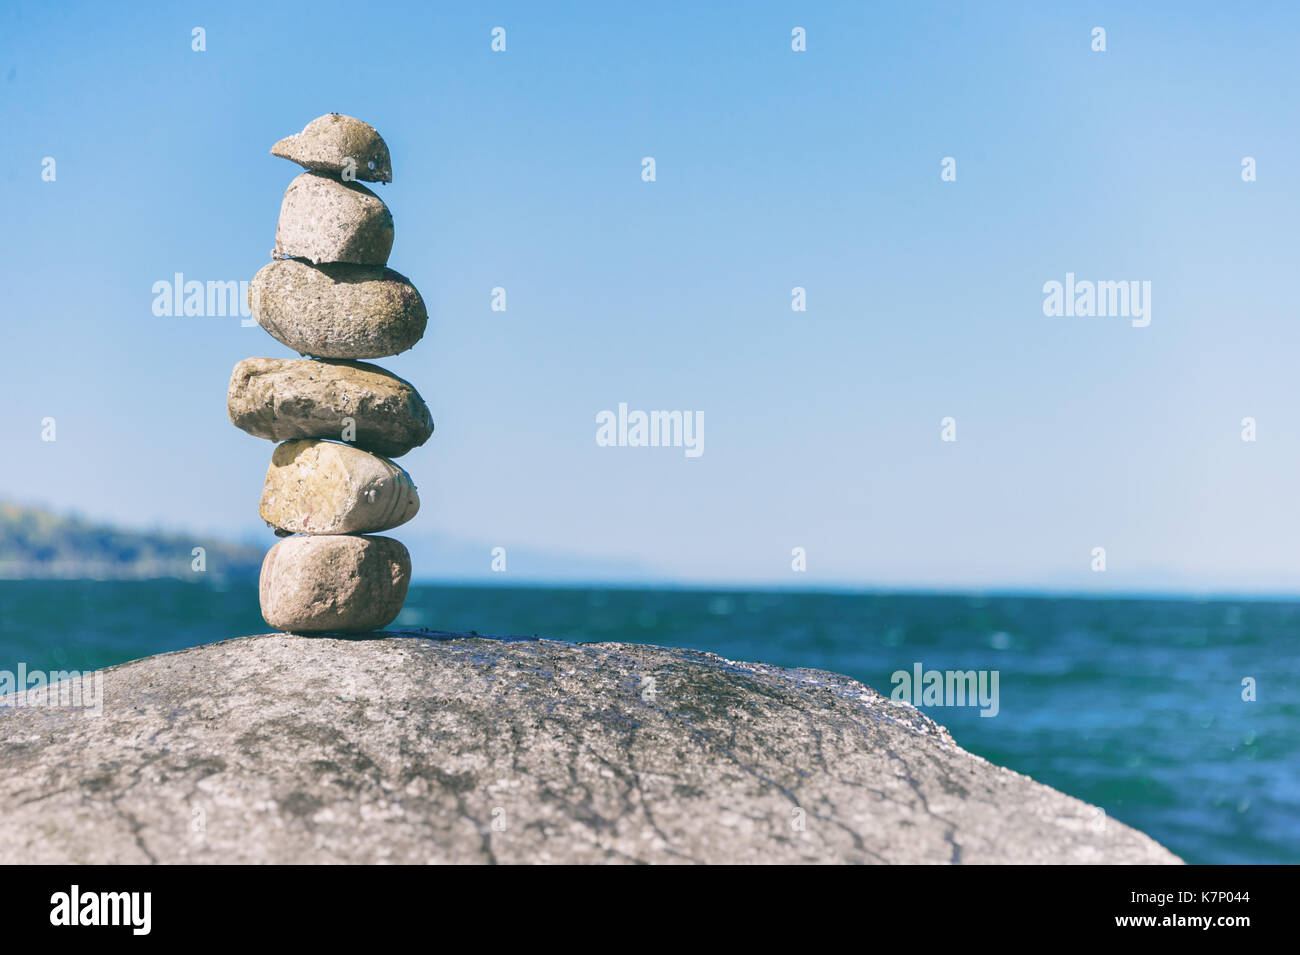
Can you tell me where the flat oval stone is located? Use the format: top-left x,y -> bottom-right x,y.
259,439 -> 420,535
271,113 -> 392,183
228,357 -> 433,458
259,535 -> 410,633
274,171 -> 394,266
249,259 -> 427,358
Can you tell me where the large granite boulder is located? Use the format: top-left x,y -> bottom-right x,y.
0,634 -> 1182,864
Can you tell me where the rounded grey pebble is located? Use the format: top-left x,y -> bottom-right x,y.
227,357 -> 434,458
259,535 -> 411,633
271,113 -> 392,183
259,439 -> 420,536
274,171 -> 394,266
249,259 -> 427,359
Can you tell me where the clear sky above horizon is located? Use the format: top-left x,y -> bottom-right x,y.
3,1 -> 1299,592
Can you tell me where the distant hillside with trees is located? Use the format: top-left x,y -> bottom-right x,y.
0,504 -> 262,580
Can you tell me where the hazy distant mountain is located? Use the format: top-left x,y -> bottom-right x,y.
397,529 -> 664,585
0,504 -> 263,581
2,503 -> 1281,597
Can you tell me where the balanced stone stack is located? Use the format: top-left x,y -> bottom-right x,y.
227,114 -> 431,633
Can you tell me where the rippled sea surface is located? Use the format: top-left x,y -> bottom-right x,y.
2,580 -> 1295,864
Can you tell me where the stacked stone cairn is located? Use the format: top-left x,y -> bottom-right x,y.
227,114 -> 431,633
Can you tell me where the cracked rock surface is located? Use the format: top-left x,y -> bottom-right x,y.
0,633 -> 1182,864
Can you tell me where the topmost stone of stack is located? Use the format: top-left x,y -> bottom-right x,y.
271,113 -> 393,184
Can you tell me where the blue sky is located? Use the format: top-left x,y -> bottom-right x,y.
3,1 -> 1299,591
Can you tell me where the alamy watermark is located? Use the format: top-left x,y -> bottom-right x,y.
152,273 -> 256,326
596,403 -> 704,458
890,662 -> 999,717
0,664 -> 103,717
50,885 -> 150,935
1042,272 -> 1151,327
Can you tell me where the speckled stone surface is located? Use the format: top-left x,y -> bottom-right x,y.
273,172 -> 394,266
271,113 -> 393,183
0,633 -> 1183,864
249,259 -> 426,359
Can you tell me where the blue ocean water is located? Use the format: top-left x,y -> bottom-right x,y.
1,580 -> 1295,864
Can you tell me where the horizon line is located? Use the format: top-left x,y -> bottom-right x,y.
402,577 -> 1300,603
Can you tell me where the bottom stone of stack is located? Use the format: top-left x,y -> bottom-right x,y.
259,534 -> 410,633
